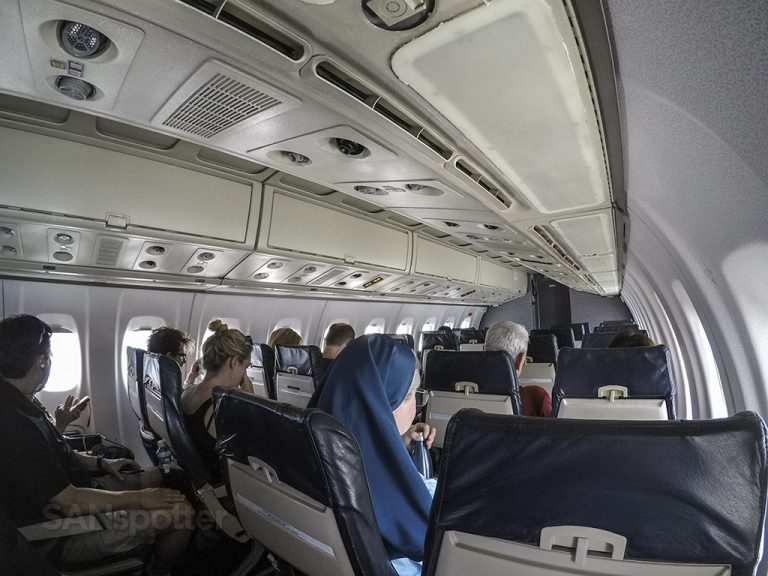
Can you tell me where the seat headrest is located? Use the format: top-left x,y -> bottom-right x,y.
531,327 -> 575,348
595,324 -> 640,333
383,334 -> 415,349
420,331 -> 457,352
144,352 -> 212,487
568,322 -> 589,340
213,388 -> 397,576
423,350 -> 521,413
275,345 -> 322,377
126,346 -> 146,421
455,328 -> 484,345
551,345 -> 676,418
526,333 -> 558,364
425,410 -> 768,576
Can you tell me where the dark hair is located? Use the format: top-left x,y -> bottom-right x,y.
438,325 -> 453,334
609,330 -> 656,348
146,326 -> 193,356
0,315 -> 52,378
325,323 -> 355,347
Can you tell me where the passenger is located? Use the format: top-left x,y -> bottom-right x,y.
485,321 -> 552,417
267,326 -> 303,348
609,330 -> 656,348
315,334 -> 435,576
0,314 -> 193,576
147,326 -> 200,388
180,319 -> 254,481
320,322 -> 355,365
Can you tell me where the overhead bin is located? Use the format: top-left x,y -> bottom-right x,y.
413,236 -> 478,283
479,259 -> 527,293
0,127 -> 255,244
261,189 -> 410,272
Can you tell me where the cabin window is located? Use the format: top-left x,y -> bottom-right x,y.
671,280 -> 727,418
422,318 -> 437,332
46,328 -> 82,393
460,315 -> 473,329
35,314 -> 81,394
121,316 -> 165,392
365,319 -> 385,335
443,317 -> 456,329
270,319 -> 303,343
396,319 -> 413,335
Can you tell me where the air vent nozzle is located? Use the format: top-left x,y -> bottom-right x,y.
58,21 -> 110,58
55,76 -> 95,101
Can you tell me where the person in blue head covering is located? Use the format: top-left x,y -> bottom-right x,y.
315,334 -> 436,576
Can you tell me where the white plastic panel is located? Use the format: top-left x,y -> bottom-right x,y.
266,192 -> 409,271
414,237 -> 477,283
479,259 -> 527,291
0,127 -> 254,242
551,212 -> 615,256
392,0 -> 610,214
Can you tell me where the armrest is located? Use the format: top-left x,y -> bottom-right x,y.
197,484 -> 249,543
19,514 -> 105,541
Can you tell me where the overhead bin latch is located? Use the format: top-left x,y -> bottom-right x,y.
344,254 -> 356,265
597,385 -> 628,402
105,213 -> 129,230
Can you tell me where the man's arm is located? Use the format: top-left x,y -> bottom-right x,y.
50,484 -> 187,516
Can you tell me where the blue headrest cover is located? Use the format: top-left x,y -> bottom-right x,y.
552,345 -> 676,418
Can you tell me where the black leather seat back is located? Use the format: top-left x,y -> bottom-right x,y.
595,323 -> 640,333
531,327 -> 575,349
247,343 -> 276,399
0,504 -> 61,576
552,345 -> 676,419
526,333 -> 558,364
420,331 -> 457,352
144,352 -> 211,487
213,389 -> 397,576
126,346 -> 145,422
423,350 -> 521,403
275,345 -> 323,408
424,410 -> 768,576
581,329 -> 648,349
569,322 -> 589,340
383,334 -> 415,349
455,328 -> 484,345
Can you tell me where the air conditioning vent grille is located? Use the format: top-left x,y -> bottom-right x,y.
316,62 -> 453,160
93,236 -> 125,266
532,225 -> 582,271
162,73 -> 281,138
455,159 -> 513,209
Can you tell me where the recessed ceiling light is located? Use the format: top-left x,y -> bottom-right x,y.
186,265 -> 204,274
254,272 -> 269,280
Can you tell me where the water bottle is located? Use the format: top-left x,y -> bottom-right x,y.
156,440 -> 173,474
411,432 -> 433,480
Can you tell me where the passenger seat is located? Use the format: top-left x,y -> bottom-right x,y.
246,342 -> 276,400
274,344 -> 324,409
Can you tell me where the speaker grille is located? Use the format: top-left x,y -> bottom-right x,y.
162,73 -> 281,138
93,236 -> 126,266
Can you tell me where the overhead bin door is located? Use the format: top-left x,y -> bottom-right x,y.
265,191 -> 409,271
414,236 -> 477,283
0,127 -> 254,243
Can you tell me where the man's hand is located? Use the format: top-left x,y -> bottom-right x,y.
402,422 -> 437,452
54,395 -> 90,431
136,488 -> 188,510
101,458 -> 138,480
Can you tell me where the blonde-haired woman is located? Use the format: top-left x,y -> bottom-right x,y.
181,319 -> 254,480
267,326 -> 303,348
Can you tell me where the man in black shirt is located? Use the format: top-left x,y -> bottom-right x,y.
0,315 -> 193,575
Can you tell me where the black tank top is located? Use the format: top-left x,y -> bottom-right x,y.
184,398 -> 221,482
